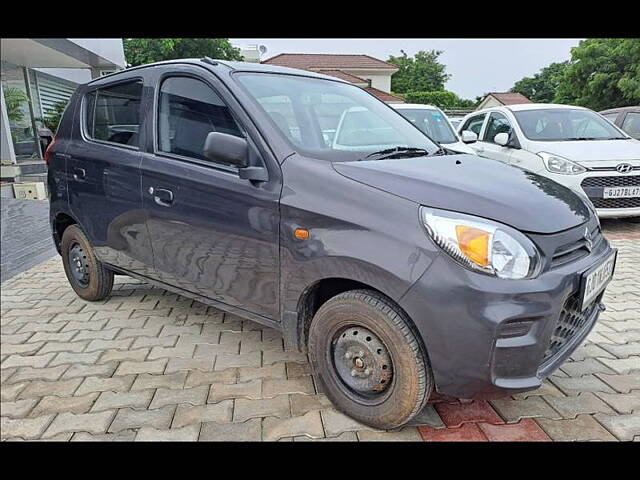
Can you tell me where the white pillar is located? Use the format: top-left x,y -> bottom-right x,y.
1,83 -> 18,167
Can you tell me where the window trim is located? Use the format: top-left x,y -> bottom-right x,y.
460,113 -> 487,137
482,111 -> 514,144
80,78 -> 144,151
153,73 -> 248,173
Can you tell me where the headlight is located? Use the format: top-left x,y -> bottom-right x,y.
538,152 -> 586,175
420,207 -> 540,279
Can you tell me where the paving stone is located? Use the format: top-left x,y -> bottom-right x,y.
72,430 -> 137,442
551,374 -> 616,395
289,393 -> 333,416
208,380 -> 262,403
406,404 -> 446,428
114,359 -> 166,376
263,350 -> 309,365
61,362 -> 117,380
219,330 -> 261,344
237,363 -> 285,383
148,344 -> 196,360
321,408 -> 376,437
18,378 -> 83,399
240,338 -> 284,354
8,365 -> 69,383
61,320 -> 108,332
72,328 -> 120,342
594,413 -> 640,441
0,367 -> 16,383
596,373 -> 640,393
357,426 -> 422,441
185,369 -> 237,388
199,419 -> 262,441
600,342 -> 640,359
75,375 -> 136,396
478,419 -> 551,441
39,341 -> 89,354
172,401 -> 233,428
166,357 -> 214,373
596,391 -> 640,414
108,406 -> 175,433
175,333 -> 223,347
17,322 -> 63,334
436,400 -> 505,427
99,348 -> 149,364
150,385 -> 209,409
295,432 -> 358,442
418,422 -> 487,442
194,343 -> 240,358
536,414 -> 617,441
116,326 -> 162,340
214,352 -> 261,370
132,372 -> 188,391
262,377 -> 315,398
1,415 -> 54,440
2,341 -> 45,355
511,380 -> 565,400
1,382 -> 27,401
85,338 -> 133,353
234,395 -> 290,423
263,410 -> 324,441
1,398 -> 39,418
91,390 -> 154,412
2,353 -> 56,369
135,424 -> 200,441
598,356 -> 640,374
43,410 -> 115,438
543,392 -> 615,419
29,331 -> 76,343
285,362 -> 311,379
31,393 -> 99,416
560,358 -> 615,377
49,351 -> 102,367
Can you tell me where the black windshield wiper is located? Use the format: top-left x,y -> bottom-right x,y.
565,137 -> 628,141
364,147 -> 429,160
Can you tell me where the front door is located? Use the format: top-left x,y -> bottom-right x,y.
477,112 -> 516,165
139,68 -> 281,320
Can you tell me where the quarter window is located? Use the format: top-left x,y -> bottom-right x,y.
85,81 -> 143,147
483,112 -> 513,143
158,76 -> 243,161
621,112 -> 640,138
460,114 -> 486,136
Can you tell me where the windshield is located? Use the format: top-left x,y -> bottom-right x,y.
235,73 -> 439,161
394,108 -> 458,144
513,108 -> 628,141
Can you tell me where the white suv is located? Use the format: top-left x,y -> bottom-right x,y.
457,103 -> 640,218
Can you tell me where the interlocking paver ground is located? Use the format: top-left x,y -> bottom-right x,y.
1,219 -> 638,440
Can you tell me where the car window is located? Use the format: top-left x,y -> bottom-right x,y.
513,108 -> 626,141
460,114 -> 486,136
85,80 -> 143,147
601,112 -> 619,124
157,76 -> 243,162
483,112 -> 513,143
621,112 -> 640,138
395,108 -> 458,144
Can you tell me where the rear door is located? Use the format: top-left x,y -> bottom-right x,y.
139,64 -> 281,320
65,74 -> 154,274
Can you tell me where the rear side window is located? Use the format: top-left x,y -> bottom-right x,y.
460,114 -> 486,136
157,76 -> 243,161
483,112 -> 513,143
85,81 -> 143,147
601,112 -> 619,124
622,112 -> 640,138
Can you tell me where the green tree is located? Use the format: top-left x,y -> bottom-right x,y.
123,38 -> 243,67
554,38 -> 640,110
388,50 -> 451,94
511,61 -> 569,103
37,101 -> 68,133
404,90 -> 475,110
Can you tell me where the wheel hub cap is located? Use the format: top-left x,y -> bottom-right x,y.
68,243 -> 90,287
333,326 -> 393,395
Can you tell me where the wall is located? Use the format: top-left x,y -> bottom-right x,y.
343,70 -> 393,93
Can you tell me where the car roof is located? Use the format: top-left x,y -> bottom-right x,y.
87,58 -> 351,86
390,103 -> 439,110
599,106 -> 640,114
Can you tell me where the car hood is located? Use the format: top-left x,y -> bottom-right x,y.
443,141 -> 476,155
333,154 -> 591,234
528,138 -> 640,162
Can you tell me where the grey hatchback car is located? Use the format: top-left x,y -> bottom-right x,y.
47,58 -> 617,429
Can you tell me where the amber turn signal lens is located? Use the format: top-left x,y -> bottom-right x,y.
455,226 -> 490,267
294,228 -> 309,240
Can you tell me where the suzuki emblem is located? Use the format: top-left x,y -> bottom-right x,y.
584,227 -> 593,252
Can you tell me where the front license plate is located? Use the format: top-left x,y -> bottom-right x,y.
602,186 -> 640,199
580,250 -> 617,310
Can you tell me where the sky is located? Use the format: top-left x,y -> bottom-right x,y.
230,38 -> 582,99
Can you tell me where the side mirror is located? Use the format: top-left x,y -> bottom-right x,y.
461,130 -> 478,144
203,132 -> 248,167
494,132 -> 509,146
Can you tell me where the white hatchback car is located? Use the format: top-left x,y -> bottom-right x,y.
391,104 -> 475,154
457,104 -> 640,218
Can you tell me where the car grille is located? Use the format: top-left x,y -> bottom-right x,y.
542,291 -> 603,364
590,197 -> 640,209
550,227 -> 604,269
581,175 -> 640,188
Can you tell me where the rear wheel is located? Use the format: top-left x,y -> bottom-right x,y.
308,289 -> 433,429
61,225 -> 114,301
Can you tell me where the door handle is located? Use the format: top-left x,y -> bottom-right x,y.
150,187 -> 174,207
72,167 -> 86,180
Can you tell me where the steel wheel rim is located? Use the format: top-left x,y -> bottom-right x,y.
68,242 -> 90,288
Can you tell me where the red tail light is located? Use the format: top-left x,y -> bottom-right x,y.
44,136 -> 56,165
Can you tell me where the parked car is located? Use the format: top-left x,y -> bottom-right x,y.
457,104 -> 640,218
47,60 -> 616,429
390,104 -> 475,154
599,106 -> 640,140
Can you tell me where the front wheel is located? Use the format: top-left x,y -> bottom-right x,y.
308,290 -> 433,430
61,225 -> 114,301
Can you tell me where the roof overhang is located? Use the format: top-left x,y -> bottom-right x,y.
1,38 -> 123,70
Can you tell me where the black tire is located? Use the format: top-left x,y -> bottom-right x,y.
61,225 -> 114,301
308,289 -> 433,430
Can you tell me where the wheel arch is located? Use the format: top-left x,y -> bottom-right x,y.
52,210 -> 80,254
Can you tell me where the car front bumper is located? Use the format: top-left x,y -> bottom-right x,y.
398,218 -> 616,399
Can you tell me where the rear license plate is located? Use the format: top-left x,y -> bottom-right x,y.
602,186 -> 640,199
580,250 -> 617,310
